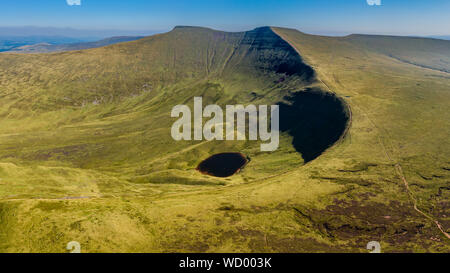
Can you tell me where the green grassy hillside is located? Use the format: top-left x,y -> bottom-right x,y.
273,27 -> 450,251
345,34 -> 450,73
0,26 -> 448,253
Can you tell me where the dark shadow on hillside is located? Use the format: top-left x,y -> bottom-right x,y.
222,27 -> 316,83
243,27 -> 316,79
278,89 -> 350,163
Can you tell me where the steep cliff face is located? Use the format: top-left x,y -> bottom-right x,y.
220,27 -> 315,81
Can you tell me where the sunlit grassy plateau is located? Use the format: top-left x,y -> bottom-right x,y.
0,26 -> 449,252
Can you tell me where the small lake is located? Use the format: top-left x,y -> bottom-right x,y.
197,153 -> 249,178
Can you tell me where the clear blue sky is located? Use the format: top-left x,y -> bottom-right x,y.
1,0 -> 449,36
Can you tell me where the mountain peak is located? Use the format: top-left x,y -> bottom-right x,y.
173,25 -> 212,31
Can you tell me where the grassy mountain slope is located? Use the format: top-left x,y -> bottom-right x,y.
0,26 -> 448,252
345,34 -> 450,73
273,27 -> 450,250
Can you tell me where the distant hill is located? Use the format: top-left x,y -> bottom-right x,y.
8,36 -> 145,53
0,36 -> 94,52
431,35 -> 450,40
344,34 -> 450,73
0,26 -> 160,38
